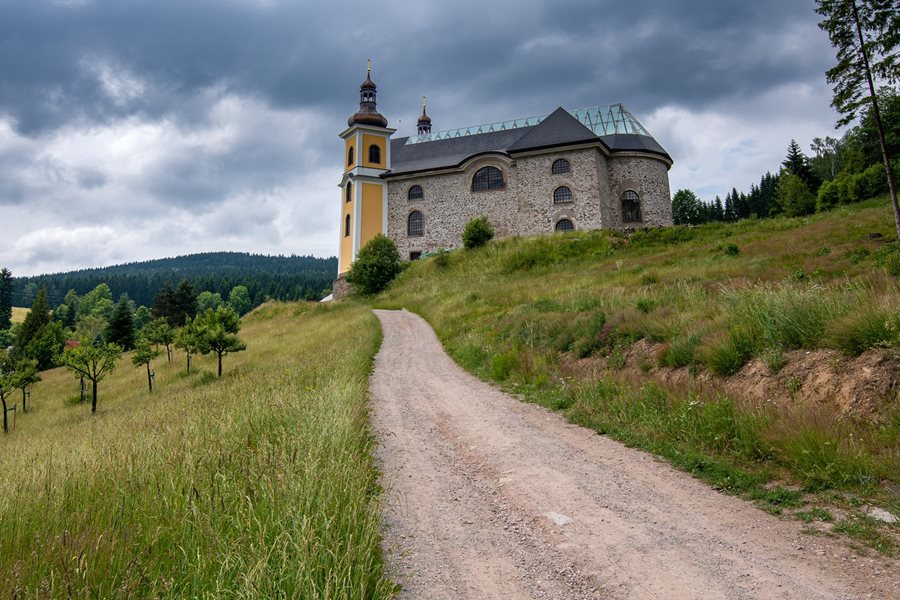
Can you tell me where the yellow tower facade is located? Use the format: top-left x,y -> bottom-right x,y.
337,62 -> 395,276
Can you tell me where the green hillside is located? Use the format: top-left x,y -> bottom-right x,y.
378,196 -> 900,553
0,302 -> 394,597
12,252 -> 337,308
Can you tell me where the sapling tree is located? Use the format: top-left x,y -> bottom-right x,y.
0,354 -> 16,433
195,307 -> 246,377
14,358 -> 40,412
61,342 -> 122,413
142,318 -> 174,362
174,317 -> 202,374
131,338 -> 160,392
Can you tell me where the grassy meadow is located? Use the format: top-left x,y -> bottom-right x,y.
11,306 -> 28,323
378,196 -> 900,554
0,301 -> 396,598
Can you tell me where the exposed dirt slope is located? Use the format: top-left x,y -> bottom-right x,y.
370,309 -> 899,600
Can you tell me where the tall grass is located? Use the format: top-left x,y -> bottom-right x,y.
0,302 -> 396,598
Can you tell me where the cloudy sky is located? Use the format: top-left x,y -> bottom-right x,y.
1,0 -> 843,276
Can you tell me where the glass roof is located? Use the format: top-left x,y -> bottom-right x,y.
405,103 -> 651,145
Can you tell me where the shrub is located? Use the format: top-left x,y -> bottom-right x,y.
346,234 -> 402,295
462,216 -> 494,249
816,179 -> 841,212
776,172 -> 816,217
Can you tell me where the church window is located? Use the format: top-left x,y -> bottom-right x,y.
408,210 -> 424,237
348,146 -> 354,166
408,185 -> 424,200
345,183 -> 352,203
553,186 -> 573,204
552,159 -> 570,174
471,166 -> 505,192
622,190 -> 642,223
555,218 -> 575,232
344,214 -> 351,237
369,144 -> 381,164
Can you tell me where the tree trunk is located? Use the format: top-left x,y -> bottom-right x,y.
852,0 -> 900,242
217,352 -> 223,377
167,345 -> 172,362
147,363 -> 153,392
1,395 -> 7,434
80,376 -> 85,403
91,381 -> 98,413
186,352 -> 192,374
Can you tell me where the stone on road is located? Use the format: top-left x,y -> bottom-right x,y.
370,309 -> 898,600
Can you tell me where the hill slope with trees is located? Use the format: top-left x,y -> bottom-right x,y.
10,252 -> 337,308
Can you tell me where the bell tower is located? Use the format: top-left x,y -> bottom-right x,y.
337,60 -> 395,277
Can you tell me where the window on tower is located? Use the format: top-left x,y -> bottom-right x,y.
344,214 -> 351,237
345,183 -> 352,203
622,190 -> 642,223
369,144 -> 381,164
348,146 -> 354,166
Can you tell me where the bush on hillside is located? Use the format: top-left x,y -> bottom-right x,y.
462,216 -> 494,249
776,172 -> 816,217
346,234 -> 402,295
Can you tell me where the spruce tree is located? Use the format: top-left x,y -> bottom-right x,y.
151,283 -> 177,326
173,280 -> 197,327
0,267 -> 12,330
782,140 -> 821,192
105,297 -> 136,350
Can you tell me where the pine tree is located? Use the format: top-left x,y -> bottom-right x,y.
0,268 -> 12,330
714,196 -> 725,221
105,297 -> 136,350
172,280 -> 197,327
817,0 -> 899,240
151,283 -> 176,326
782,140 -> 821,191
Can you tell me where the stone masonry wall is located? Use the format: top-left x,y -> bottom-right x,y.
606,156 -> 673,228
387,149 -> 672,259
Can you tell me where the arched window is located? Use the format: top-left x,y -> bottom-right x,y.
555,218 -> 575,232
368,144 -> 381,164
344,214 -> 351,237
408,185 -> 423,201
552,159 -> 570,174
348,146 -> 354,166
622,190 -> 642,223
345,183 -> 352,203
408,210 -> 424,237
471,166 -> 505,192
553,186 -> 573,204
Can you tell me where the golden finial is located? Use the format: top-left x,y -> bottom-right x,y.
367,58 -> 371,76
422,96 -> 427,111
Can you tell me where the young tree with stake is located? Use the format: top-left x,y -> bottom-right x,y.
142,318 -> 174,362
0,353 -> 16,434
132,338 -> 160,392
14,358 -> 40,412
60,342 -> 122,413
817,0 -> 900,240
174,317 -> 202,374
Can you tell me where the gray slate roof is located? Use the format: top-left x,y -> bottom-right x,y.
385,106 -> 670,177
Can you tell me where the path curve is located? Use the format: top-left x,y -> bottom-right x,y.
370,309 -> 898,600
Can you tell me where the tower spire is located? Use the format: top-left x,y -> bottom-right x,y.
347,59 -> 387,128
417,95 -> 432,135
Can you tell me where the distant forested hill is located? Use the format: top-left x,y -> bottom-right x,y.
12,252 -> 337,308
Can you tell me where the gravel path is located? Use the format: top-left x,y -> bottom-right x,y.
370,309 -> 899,600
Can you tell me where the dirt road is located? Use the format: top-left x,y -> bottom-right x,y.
369,309 -> 898,600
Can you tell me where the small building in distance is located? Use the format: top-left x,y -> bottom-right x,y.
335,64 -> 673,292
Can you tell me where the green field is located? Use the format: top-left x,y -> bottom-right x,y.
378,196 -> 900,553
11,307 -> 27,323
0,301 -> 396,598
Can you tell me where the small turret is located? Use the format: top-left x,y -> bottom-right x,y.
417,96 -> 432,135
348,59 -> 388,128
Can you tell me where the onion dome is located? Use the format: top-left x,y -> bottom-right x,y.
417,96 -> 432,135
348,59 -> 388,128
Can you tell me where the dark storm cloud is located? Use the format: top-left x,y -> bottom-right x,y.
0,0 -> 830,135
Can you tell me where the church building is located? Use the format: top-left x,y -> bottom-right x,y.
335,64 -> 673,291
